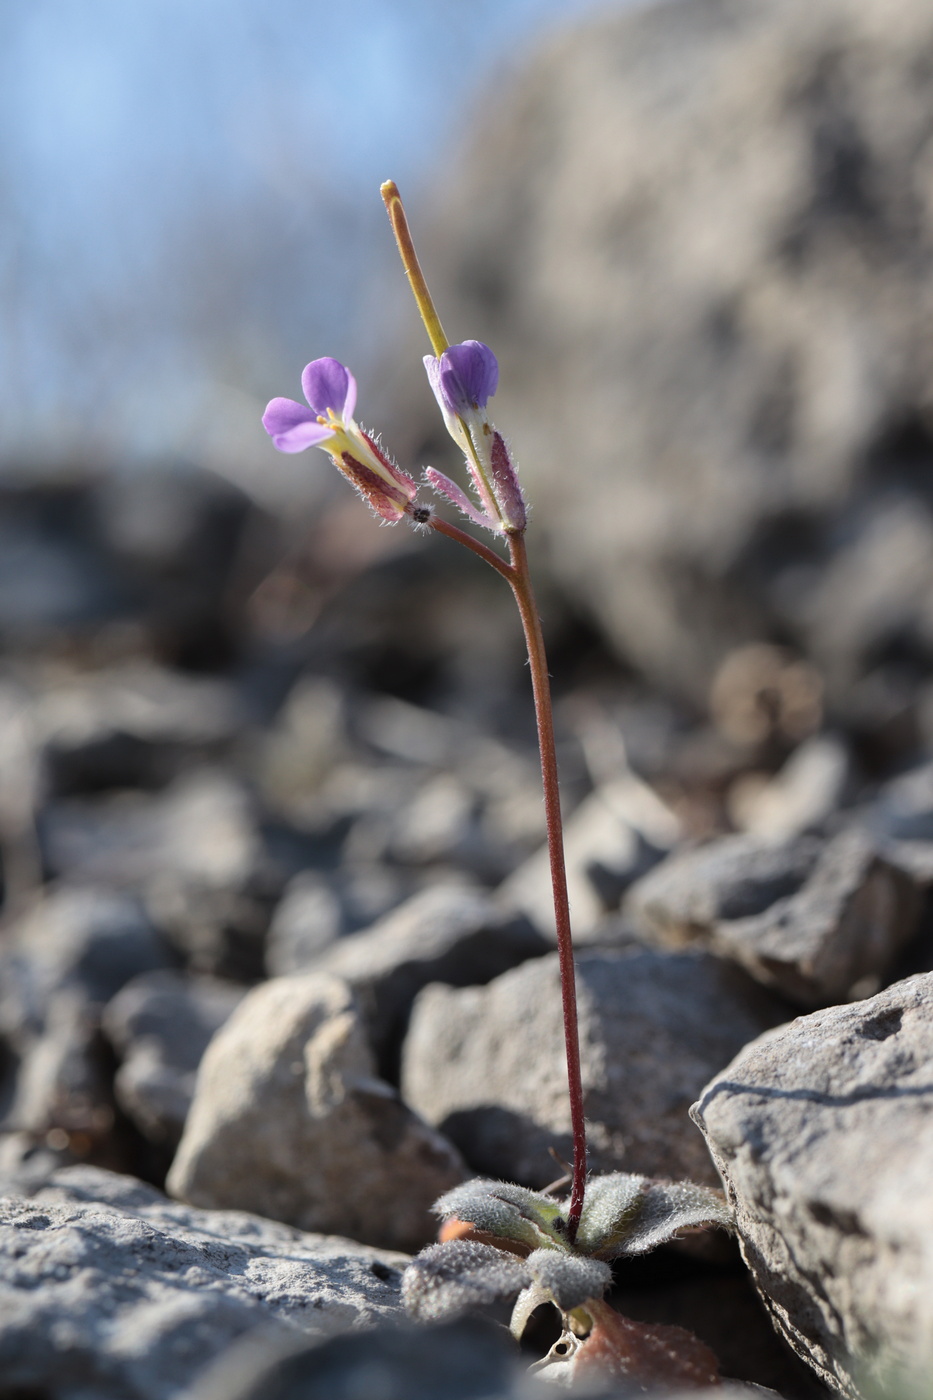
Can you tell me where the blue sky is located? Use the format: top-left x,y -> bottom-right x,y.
0,0 -> 618,475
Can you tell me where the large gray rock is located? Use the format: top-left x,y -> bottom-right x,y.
692,973 -> 933,1396
168,973 -> 464,1251
628,829 -> 921,1005
0,1164 -> 406,1400
402,948 -> 787,1188
393,0 -> 933,717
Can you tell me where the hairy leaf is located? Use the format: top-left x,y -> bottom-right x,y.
525,1248 -> 612,1312
402,1240 -> 531,1323
432,1179 -> 565,1251
574,1172 -> 648,1256
605,1180 -> 733,1258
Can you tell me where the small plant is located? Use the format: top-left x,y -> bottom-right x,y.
263,183 -> 734,1388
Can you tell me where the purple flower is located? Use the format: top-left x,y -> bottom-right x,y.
422,339 -> 526,535
262,357 -> 357,453
425,341 -> 499,417
262,357 -> 418,523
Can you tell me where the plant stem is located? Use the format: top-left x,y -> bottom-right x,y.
426,511 -> 588,1240
506,531 -> 587,1242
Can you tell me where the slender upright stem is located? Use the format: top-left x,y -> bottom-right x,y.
505,531 -> 587,1241
426,514 -> 587,1236
381,181 -> 450,359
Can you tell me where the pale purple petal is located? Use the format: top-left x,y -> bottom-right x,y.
301,358 -> 356,420
425,467 -> 499,532
434,341 -> 499,414
262,397 -> 335,454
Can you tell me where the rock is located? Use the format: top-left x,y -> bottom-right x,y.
103,970 -> 245,1146
392,0 -> 933,719
0,886 -> 172,1158
0,1163 -> 406,1400
309,884 -> 548,1072
39,769 -> 277,981
265,872 -> 345,973
501,775 -> 680,943
402,948 -> 787,1189
867,758 -> 933,886
187,1317 -> 523,1400
167,973 -> 464,1251
34,661 -> 244,796
692,973 -> 933,1395
626,835 -> 823,941
729,735 -> 852,842
630,829 -> 920,1006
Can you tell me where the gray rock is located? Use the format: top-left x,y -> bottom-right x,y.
34,661 -> 244,795
729,735 -> 852,842
626,835 -> 823,942
501,776 -> 680,943
0,886 -> 171,1153
692,973 -> 933,1396
0,1163 -> 406,1400
103,970 -> 245,1146
167,973 -> 464,1251
402,948 -> 787,1188
390,0 -> 933,716
40,769 -> 275,980
310,884 -> 548,1071
629,829 -> 920,1006
867,759 -> 933,886
265,871 -> 345,974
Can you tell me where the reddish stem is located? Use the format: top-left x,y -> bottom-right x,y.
426,512 -> 588,1240
506,532 -> 587,1241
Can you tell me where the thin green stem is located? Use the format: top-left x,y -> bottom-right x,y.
506,531 -> 587,1241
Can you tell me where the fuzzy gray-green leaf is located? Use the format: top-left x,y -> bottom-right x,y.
402,1240 -> 531,1322
525,1248 -> 612,1312
574,1172 -> 648,1256
432,1179 -> 565,1250
605,1179 -> 733,1258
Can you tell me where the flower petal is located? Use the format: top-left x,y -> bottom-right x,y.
301,357 -> 356,420
262,397 -> 335,453
437,341 -> 499,414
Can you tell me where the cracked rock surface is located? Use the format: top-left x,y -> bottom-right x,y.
0,1164 -> 407,1400
693,973 -> 933,1395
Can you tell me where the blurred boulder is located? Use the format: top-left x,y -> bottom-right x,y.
398,0 -> 933,721
693,973 -> 933,1396
501,774 -> 681,942
628,828 -> 920,1005
103,969 -> 244,1147
167,973 -> 464,1251
309,884 -> 547,1073
0,1164 -> 406,1400
402,948 -> 787,1188
39,769 -> 278,981
0,886 -> 172,1164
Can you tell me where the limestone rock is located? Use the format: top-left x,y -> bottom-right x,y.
0,1163 -> 406,1400
628,829 -> 920,1006
103,969 -> 245,1146
402,948 -> 787,1189
0,886 -> 171,1157
309,884 -> 547,1070
168,973 -> 464,1251
501,775 -> 680,943
393,0 -> 933,717
692,973 -> 933,1395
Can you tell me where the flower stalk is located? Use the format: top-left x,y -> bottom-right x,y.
380,183 -> 588,1232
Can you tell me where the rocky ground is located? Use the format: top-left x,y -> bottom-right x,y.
5,0 -> 933,1395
